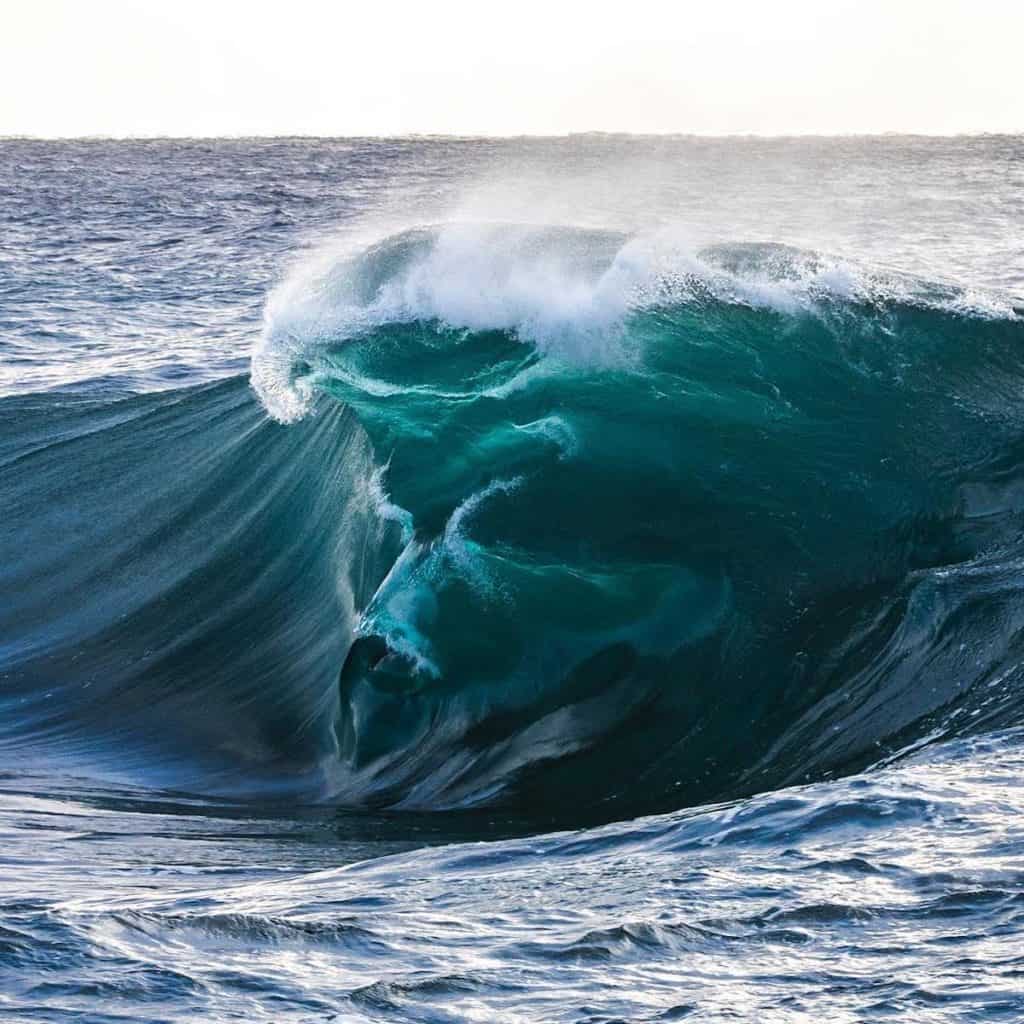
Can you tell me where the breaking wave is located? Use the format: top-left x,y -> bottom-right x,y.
4,223 -> 1024,818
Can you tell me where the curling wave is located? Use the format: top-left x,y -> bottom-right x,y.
4,223 -> 1024,818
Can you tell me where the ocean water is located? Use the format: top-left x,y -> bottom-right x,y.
2,135 -> 1024,1022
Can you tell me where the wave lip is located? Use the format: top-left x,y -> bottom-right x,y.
252,224 -> 1020,424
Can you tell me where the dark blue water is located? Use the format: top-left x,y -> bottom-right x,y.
2,136 -> 1024,1021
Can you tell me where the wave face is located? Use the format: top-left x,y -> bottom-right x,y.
250,224 -> 1024,812
4,218 -> 1024,816
0,378 -> 404,795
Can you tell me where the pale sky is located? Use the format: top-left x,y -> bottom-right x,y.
2,0 -> 1022,137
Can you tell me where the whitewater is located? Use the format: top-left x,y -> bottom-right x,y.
1,135 -> 1024,1022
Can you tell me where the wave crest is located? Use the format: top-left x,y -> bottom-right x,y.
252,223 -> 1019,422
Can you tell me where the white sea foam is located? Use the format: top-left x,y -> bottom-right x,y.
252,223 -> 1019,422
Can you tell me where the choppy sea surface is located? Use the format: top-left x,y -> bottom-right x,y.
2,135 -> 1024,1022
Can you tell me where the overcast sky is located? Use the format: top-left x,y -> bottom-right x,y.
3,0 -> 1021,137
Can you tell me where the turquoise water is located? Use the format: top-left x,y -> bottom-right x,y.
1,136 -> 1024,1021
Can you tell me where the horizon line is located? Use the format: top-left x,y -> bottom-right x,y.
2,130 -> 1022,144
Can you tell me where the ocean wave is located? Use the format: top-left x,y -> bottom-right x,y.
3,224 -> 1024,817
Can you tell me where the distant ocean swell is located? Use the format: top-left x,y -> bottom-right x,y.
3,223 -> 1023,819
